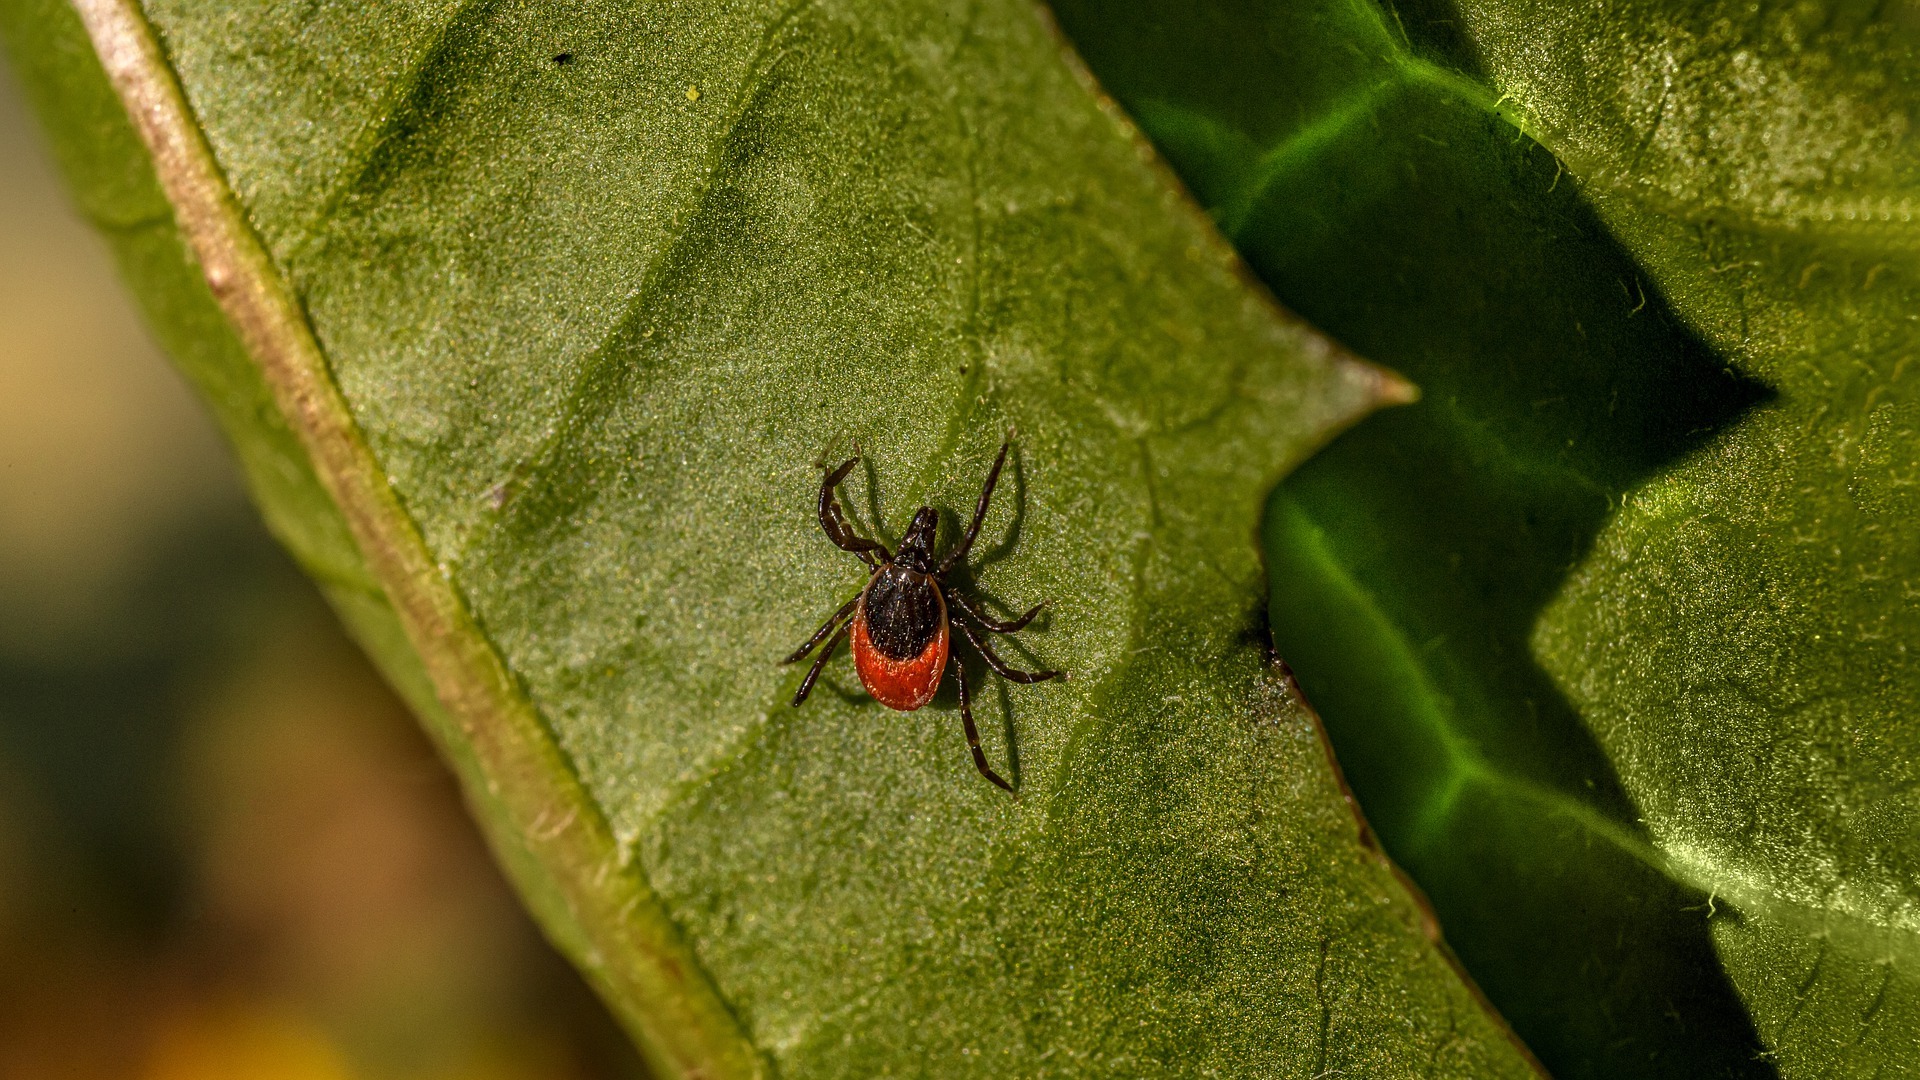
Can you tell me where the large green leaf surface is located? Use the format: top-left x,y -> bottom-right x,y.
1491,5 -> 1920,1077
1049,0 -> 1920,1077
0,0 -> 1548,1074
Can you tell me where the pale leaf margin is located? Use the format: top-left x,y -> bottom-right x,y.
68,1 -> 766,1076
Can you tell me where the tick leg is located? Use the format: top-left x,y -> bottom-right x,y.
818,455 -> 890,567
938,431 -> 1012,573
783,594 -> 860,664
957,618 -> 1062,684
792,621 -> 851,706
954,659 -> 1013,793
947,590 -> 1042,634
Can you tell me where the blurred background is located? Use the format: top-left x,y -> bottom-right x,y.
0,59 -> 646,1080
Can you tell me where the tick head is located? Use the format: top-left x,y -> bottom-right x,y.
895,506 -> 939,573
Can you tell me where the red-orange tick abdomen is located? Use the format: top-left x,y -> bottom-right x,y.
851,577 -> 949,711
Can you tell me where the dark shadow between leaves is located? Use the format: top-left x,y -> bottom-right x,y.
1246,76 -> 1778,1080
1046,0 -> 1778,1075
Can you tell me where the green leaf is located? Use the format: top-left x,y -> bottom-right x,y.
0,0 -> 1547,1074
1049,0 -> 1920,1076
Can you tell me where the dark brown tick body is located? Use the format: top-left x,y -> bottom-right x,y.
783,433 -> 1062,792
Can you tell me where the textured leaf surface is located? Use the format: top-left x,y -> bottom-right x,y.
1487,5 -> 1920,1078
0,0 -> 1545,1074
1050,0 -> 1920,1077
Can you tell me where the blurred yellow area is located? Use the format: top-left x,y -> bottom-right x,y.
0,56 -> 646,1080
145,1005 -> 357,1080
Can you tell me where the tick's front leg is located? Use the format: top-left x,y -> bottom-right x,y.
939,431 -> 1013,574
818,455 -> 889,566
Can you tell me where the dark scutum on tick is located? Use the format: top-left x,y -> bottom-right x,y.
864,546 -> 943,662
782,432 -> 1062,792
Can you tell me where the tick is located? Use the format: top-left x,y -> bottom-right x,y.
783,432 -> 1063,792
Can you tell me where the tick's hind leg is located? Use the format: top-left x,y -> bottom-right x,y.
957,618 -> 1062,684
818,455 -> 889,567
954,660 -> 1013,793
947,590 -> 1042,634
